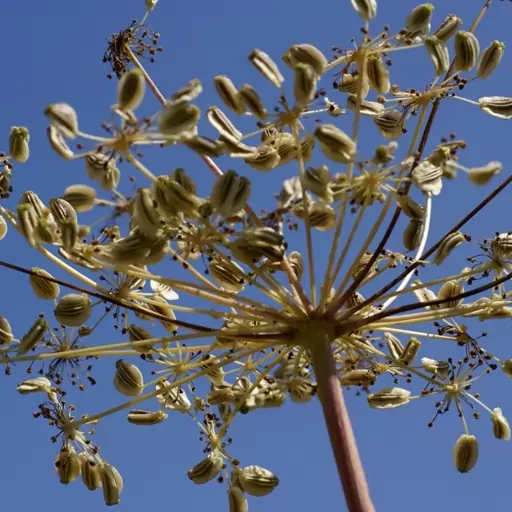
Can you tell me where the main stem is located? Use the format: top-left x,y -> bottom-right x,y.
310,339 -> 375,512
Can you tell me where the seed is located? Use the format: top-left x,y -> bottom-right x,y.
127,324 -> 157,353
181,134 -> 225,157
491,408 -> 511,441
468,161 -> 502,185
238,465 -> 279,497
213,75 -> 245,115
127,409 -> 168,425
340,369 -> 376,386
434,231 -> 465,265
366,56 -> 390,94
350,0 -> 377,20
432,14 -> 462,43
287,43 -> 327,75
239,84 -> 267,120
49,198 -> 78,226
168,79 -> 203,105
396,194 -> 425,219
100,463 -> 123,506
249,49 -> 284,88
80,455 -> 103,491
230,227 -> 285,264
293,63 -> 318,107
477,41 -> 505,79
384,332 -> 404,360
304,165 -> 332,202
411,160 -> 443,195
158,102 -> 200,136
188,452 -> 224,484
338,73 -> 369,98
206,106 -> 242,139
244,145 -> 281,171
47,125 -> 75,160
156,381 -> 192,411
405,3 -> 434,33
211,170 -> 251,218
367,387 -> 411,409
454,31 -> 480,72
55,446 -> 81,485
109,231 -> 152,265
453,434 -> 479,473
200,354 -> 226,385
147,295 -> 177,333
9,126 -> 30,163
29,267 -> 60,300
314,124 -> 356,163
18,317 -> 48,355
54,293 -> 92,327
403,219 -> 424,251
44,103 -> 79,139
62,184 -> 97,212
114,360 -> 144,397
209,258 -> 246,293
346,95 -> 384,116
424,36 -> 450,76
289,379 -> 316,403
16,377 -> 52,395
228,486 -> 248,512
133,188 -> 161,236
117,68 -> 145,111
0,315 -> 13,346
400,337 -> 421,365
294,203 -> 336,231
438,280 -> 464,309
373,110 -> 404,140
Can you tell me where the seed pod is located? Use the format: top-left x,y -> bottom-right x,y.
453,434 -> 479,473
169,79 -> 203,105
403,219 -> 424,251
117,68 -> 145,111
340,369 -> 376,386
231,227 -> 285,264
127,324 -> 156,353
18,317 -> 47,355
293,63 -> 317,107
405,3 -> 434,33
244,145 -> 281,171
156,381 -> 192,412
468,161 -> 502,186
384,333 -> 404,360
411,160 -> 442,195
374,110 -> 404,139
396,194 -> 425,219
47,125 -> 75,160
314,124 -> 356,163
350,0 -> 377,20
214,75 -> 245,115
114,360 -> 144,397
432,14 -> 462,43
366,56 -> 390,94
54,294 -> 92,327
61,184 -> 97,213
228,486 -> 248,512
491,408 -> 511,441
16,377 -> 52,395
454,31 -> 480,72
424,37 -> 450,76
187,452 -> 224,484
287,44 -> 327,75
0,315 -> 13,346
211,170 -> 251,218
400,337 -> 421,365
181,134 -> 225,158
438,280 -> 464,309
249,49 -> 284,88
100,463 -> 123,506
238,465 -> 279,497
55,447 -> 81,485
127,409 -> 168,425
9,126 -> 30,163
206,106 -> 242,139
29,267 -> 60,300
80,455 -> 103,491
158,102 -> 200,136
346,95 -> 384,116
477,41 -> 505,80
44,103 -> 79,139
209,258 -> 246,293
368,387 -> 411,409
434,231 -> 465,265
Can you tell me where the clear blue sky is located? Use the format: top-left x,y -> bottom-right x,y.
1,1 -> 511,511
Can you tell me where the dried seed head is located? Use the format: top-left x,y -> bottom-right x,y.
347,95 -> 384,116
54,293 -> 92,327
293,63 -> 318,107
213,75 -> 245,115
367,387 -> 411,409
47,125 -> 75,160
373,110 -> 404,140
228,486 -> 248,512
0,315 -> 13,346
62,184 -> 97,212
350,0 -> 377,20
17,377 -> 52,395
366,56 -> 390,94
399,337 -> 421,365
231,227 -> 285,264
55,446 -> 81,485
433,231 -> 465,265
396,194 -> 425,219
477,41 -> 505,79
18,317 -> 48,355
209,258 -> 246,293
454,31 -> 480,72
80,455 -> 103,491
411,160 -> 442,195
29,267 -> 60,300
187,452 -> 224,484
432,14 -> 462,43
114,359 -> 144,397
249,49 -> 285,88
9,126 -> 30,163
211,170 -> 251,218
158,102 -> 200,136
287,44 -> 327,75
405,3 -> 434,33
314,124 -> 356,163
438,279 -> 464,309
238,465 -> 279,496
127,409 -> 168,425
424,36 -> 450,76
491,408 -> 511,441
117,68 -> 145,111
100,463 -> 123,506
468,161 -> 502,186
44,103 -> 79,139
403,219 -> 424,251
453,434 -> 479,473
239,84 -> 267,120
